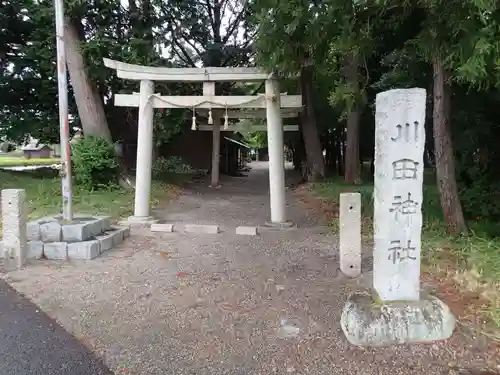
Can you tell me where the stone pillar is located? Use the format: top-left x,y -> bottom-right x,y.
373,88 -> 426,301
340,88 -> 455,347
210,115 -> 221,187
339,193 -> 361,277
130,80 -> 155,222
1,189 -> 27,269
265,78 -> 287,224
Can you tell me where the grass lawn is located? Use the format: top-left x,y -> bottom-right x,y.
311,172 -> 500,340
0,157 -> 60,167
0,169 -> 185,231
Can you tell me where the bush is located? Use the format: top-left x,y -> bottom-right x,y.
152,156 -> 194,178
71,136 -> 119,189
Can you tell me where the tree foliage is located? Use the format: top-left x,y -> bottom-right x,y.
253,0 -> 500,234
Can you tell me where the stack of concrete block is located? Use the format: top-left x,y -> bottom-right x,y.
26,216 -> 130,260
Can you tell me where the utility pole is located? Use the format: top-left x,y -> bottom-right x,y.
54,0 -> 73,221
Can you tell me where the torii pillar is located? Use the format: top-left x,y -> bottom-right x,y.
204,82 -> 221,188
129,80 -> 156,223
265,77 -> 292,227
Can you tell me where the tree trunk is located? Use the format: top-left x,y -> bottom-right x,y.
299,64 -> 325,181
424,80 -> 434,168
343,53 -> 361,184
325,140 -> 333,172
325,131 -> 338,175
340,136 -> 346,176
64,17 -> 111,141
333,140 -> 341,175
292,135 -> 307,180
432,58 -> 467,235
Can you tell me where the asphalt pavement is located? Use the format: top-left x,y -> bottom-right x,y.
0,279 -> 113,375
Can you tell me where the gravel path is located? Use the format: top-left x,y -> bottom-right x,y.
2,162 -> 498,375
154,161 -> 319,229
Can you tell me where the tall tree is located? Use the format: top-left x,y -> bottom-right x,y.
253,0 -> 327,181
417,0 -> 500,234
325,0 -> 382,183
158,0 -> 254,68
0,0 -> 60,143
65,16 -> 111,140
376,0 -> 500,234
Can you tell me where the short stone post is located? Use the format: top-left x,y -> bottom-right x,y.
339,193 -> 361,278
1,189 -> 27,269
340,88 -> 455,347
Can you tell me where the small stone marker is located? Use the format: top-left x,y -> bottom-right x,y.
184,224 -> 219,234
1,189 -> 27,269
339,193 -> 361,278
340,88 -> 455,347
151,223 -> 174,233
235,226 -> 258,236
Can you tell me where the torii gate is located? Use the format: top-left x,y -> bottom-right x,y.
103,58 -> 302,226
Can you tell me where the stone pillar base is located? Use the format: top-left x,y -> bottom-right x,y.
126,216 -> 158,226
261,221 -> 297,231
340,291 -> 455,347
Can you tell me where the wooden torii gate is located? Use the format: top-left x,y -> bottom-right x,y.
104,58 -> 302,226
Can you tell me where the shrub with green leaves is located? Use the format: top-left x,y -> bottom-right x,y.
152,156 -> 194,178
71,136 -> 119,189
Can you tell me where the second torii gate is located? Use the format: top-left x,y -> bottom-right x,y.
104,58 -> 302,227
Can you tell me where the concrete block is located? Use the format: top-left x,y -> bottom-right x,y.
61,223 -> 92,242
40,221 -> 62,242
34,216 -> 58,224
339,193 -> 361,278
27,241 -> 44,259
43,242 -> 67,260
86,219 -> 103,237
185,224 -> 219,234
340,291 -> 455,347
235,226 -> 258,236
96,216 -> 111,232
96,232 -> 114,253
151,223 -> 174,233
27,222 -> 41,241
122,226 -> 130,238
110,227 -> 125,246
67,240 -> 100,260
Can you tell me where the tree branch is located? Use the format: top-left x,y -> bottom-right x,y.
212,0 -> 222,43
178,32 -> 204,57
172,39 -> 197,67
203,0 -> 217,41
222,7 -> 247,44
164,14 -> 198,67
